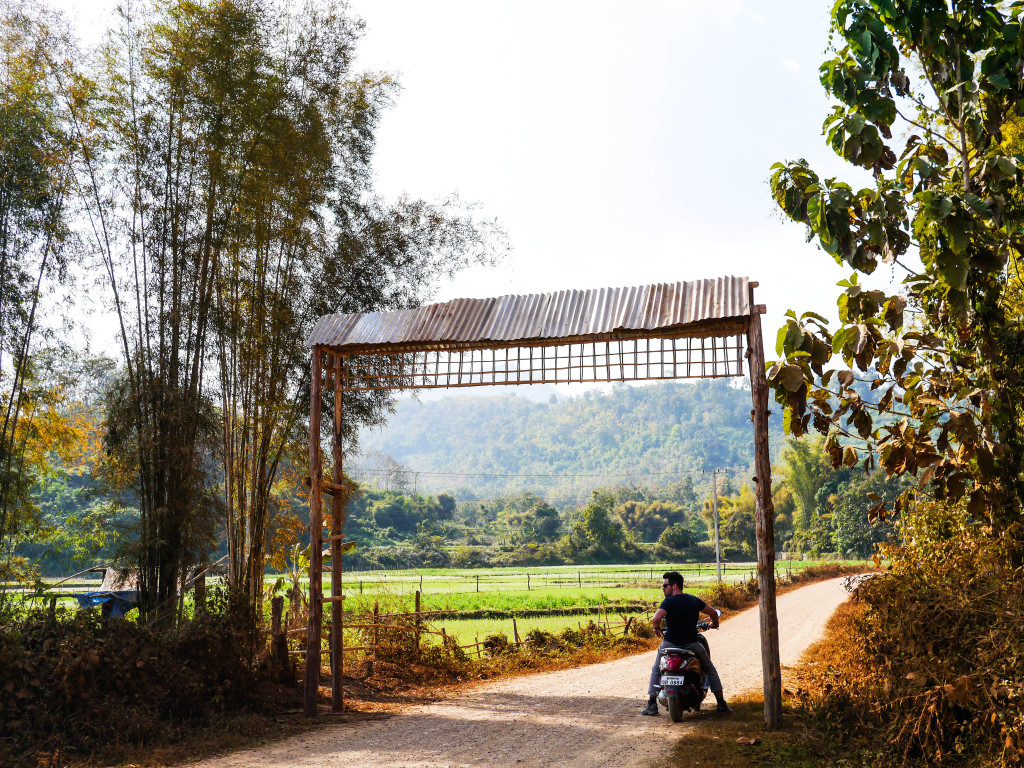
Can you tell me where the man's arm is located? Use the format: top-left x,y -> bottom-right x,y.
700,603 -> 721,628
651,607 -> 667,636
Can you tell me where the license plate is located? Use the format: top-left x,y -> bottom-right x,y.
660,675 -> 686,686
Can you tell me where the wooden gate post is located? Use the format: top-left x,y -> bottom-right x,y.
330,354 -> 346,712
304,347 -> 324,716
747,296 -> 782,729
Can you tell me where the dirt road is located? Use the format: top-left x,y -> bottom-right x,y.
192,577 -> 851,768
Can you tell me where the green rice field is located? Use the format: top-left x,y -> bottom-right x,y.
325,559 -> 854,646
14,559 -> 864,647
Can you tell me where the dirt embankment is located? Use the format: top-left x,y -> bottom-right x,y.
189,577 -> 852,768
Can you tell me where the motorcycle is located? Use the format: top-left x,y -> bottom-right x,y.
655,610 -> 720,722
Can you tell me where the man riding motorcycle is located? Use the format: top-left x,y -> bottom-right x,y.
640,570 -> 732,716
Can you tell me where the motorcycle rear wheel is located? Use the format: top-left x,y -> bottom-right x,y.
667,695 -> 683,722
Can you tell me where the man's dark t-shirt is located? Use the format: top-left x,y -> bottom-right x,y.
660,592 -> 706,646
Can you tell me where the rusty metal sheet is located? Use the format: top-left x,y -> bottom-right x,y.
307,276 -> 753,351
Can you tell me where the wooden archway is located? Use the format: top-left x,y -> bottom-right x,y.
303,276 -> 781,727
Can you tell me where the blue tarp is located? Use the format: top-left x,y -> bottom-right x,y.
75,590 -> 138,618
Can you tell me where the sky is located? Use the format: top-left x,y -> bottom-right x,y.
342,0 -> 888,322
52,0 -> 899,395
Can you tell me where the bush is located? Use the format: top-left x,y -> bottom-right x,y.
0,591 -> 258,760
451,545 -> 492,568
794,507 -> 1024,766
490,543 -> 564,567
658,523 -> 694,550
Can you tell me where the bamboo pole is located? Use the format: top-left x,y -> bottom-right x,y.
304,347 -> 324,716
747,297 -> 782,729
330,354 -> 346,711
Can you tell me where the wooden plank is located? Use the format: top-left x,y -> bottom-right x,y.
304,347 -> 324,717
292,647 -> 385,659
370,601 -> 379,676
747,301 -> 782,729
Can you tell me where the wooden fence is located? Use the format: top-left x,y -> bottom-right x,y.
274,591 -> 652,675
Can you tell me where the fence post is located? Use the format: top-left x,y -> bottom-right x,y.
414,590 -> 422,657
419,574 -> 423,593
271,596 -> 290,682
578,571 -> 581,588
527,573 -> 530,591
512,617 -> 521,646
194,571 -> 206,616
370,601 -> 379,676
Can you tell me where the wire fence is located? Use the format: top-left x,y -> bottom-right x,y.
336,561 -> 799,596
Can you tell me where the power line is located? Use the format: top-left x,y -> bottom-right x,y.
346,464 -> 698,480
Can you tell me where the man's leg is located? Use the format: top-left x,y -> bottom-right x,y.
683,640 -> 732,713
641,640 -> 676,715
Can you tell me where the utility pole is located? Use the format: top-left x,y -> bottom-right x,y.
705,469 -> 727,582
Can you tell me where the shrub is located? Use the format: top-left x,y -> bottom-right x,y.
795,507 -> 1024,766
0,591 -> 258,760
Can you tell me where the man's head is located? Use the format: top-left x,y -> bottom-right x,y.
661,571 -> 684,595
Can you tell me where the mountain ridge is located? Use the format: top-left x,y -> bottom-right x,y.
355,379 -> 785,505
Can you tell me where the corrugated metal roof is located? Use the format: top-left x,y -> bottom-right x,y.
307,276 -> 753,352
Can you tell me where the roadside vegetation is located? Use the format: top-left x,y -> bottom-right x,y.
685,525 -> 1024,768
758,1 -> 1024,765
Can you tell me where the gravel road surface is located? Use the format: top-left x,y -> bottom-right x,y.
191,577 -> 852,768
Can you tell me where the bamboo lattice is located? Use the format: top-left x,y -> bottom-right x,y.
328,334 -> 746,392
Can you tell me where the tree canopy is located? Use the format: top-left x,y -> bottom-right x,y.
768,0 -> 1024,564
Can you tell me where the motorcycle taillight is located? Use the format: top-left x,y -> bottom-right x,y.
662,655 -> 683,671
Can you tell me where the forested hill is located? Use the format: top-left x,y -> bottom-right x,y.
355,380 -> 785,505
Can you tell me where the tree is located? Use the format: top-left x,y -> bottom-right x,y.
436,492 -> 456,520
69,0 -> 502,619
720,484 -> 757,555
657,523 -> 694,550
615,499 -> 684,542
830,470 -> 902,558
0,1 -> 78,594
562,491 -> 634,560
769,0 -> 1024,564
771,483 -> 796,550
777,437 -> 832,531
517,500 -> 560,543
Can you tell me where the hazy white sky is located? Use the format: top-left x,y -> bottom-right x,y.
54,0 -> 900,389
343,0 -> 889,326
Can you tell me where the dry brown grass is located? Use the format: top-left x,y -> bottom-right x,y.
784,534 -> 1024,767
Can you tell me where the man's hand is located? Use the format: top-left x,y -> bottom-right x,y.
702,604 -> 721,628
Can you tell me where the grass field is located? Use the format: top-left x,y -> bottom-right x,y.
12,559 -> 865,641
329,559 -> 863,646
